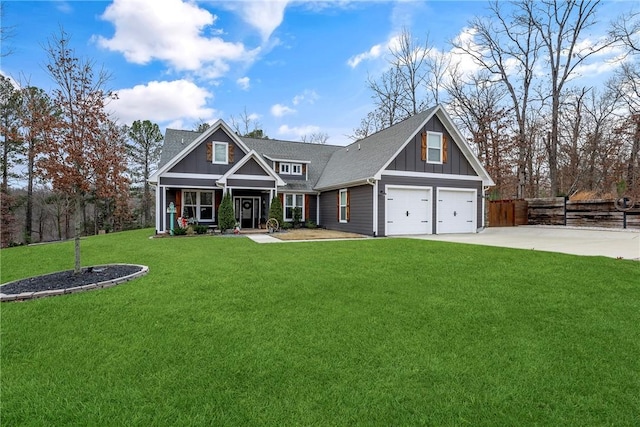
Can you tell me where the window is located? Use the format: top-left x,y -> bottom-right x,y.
213,142 -> 228,164
280,163 -> 290,174
284,193 -> 304,221
427,132 -> 442,164
291,163 -> 302,175
182,190 -> 214,221
339,189 -> 349,223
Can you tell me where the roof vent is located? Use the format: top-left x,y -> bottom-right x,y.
181,138 -> 184,145
358,143 -> 361,150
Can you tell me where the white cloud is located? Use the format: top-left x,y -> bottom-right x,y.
271,103 -> 296,117
347,43 -> 384,68
110,80 -> 216,125
237,77 -> 251,90
224,0 -> 291,41
292,89 -> 318,105
96,0 -> 259,77
278,124 -> 320,138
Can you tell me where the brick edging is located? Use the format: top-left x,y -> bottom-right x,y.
0,264 -> 149,302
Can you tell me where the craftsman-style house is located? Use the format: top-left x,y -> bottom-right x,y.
150,105 -> 494,236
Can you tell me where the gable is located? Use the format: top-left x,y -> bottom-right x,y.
385,115 -> 477,176
236,157 -> 268,176
168,128 -> 247,175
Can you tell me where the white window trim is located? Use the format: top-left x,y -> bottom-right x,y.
182,190 -> 215,221
212,141 -> 228,165
291,163 -> 302,175
426,131 -> 443,164
339,189 -> 348,223
280,163 -> 291,174
283,193 -> 305,221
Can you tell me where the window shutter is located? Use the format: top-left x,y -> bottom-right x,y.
228,145 -> 234,163
175,191 -> 182,218
336,192 -> 340,221
304,194 -> 310,220
421,132 -> 427,161
302,164 -> 307,174
275,162 -> 280,173
278,193 -> 284,206
346,190 -> 351,222
442,135 -> 448,163
206,142 -> 212,162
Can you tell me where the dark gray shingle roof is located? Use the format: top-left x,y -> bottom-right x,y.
315,107 -> 436,189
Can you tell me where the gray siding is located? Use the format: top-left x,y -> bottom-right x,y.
227,178 -> 275,188
169,128 -> 246,175
386,116 -> 476,176
319,185 -> 373,236
307,194 -> 318,223
378,175 -> 482,235
237,158 -> 268,175
159,177 -> 216,187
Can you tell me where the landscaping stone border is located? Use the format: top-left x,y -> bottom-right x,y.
0,264 -> 149,302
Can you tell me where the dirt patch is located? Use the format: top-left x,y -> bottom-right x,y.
273,228 -> 368,240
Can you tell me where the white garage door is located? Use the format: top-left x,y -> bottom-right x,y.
436,188 -> 477,234
386,186 -> 432,235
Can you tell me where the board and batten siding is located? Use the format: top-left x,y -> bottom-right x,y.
386,115 -> 476,176
319,185 -> 373,235
236,158 -> 268,175
168,128 -> 244,175
377,175 -> 483,235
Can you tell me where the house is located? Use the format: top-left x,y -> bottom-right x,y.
149,105 -> 495,236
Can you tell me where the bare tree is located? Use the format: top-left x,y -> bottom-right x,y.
301,132 -> 329,144
390,28 -> 430,116
531,0 -> 612,195
453,0 -> 542,198
40,28 -> 125,273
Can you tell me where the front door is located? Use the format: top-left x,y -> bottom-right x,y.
235,197 -> 261,229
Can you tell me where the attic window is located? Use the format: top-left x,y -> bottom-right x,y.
280,163 -> 290,174
291,164 -> 302,175
427,132 -> 442,164
213,142 -> 228,164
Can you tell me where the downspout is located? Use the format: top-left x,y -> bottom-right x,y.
367,178 -> 378,237
482,185 -> 491,229
316,192 -> 320,226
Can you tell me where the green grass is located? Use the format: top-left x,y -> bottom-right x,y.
2,229 -> 639,425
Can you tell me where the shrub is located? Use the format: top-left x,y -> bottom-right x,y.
269,196 -> 283,225
292,207 -> 302,228
172,227 -> 188,236
306,220 -> 317,229
281,221 -> 292,230
193,225 -> 208,235
218,192 -> 236,233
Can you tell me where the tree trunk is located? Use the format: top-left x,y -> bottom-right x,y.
74,192 -> 82,273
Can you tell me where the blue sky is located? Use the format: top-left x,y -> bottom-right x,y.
1,0 -> 630,145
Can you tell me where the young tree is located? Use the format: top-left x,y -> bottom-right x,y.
217,191 -> 235,233
40,29 -> 124,273
268,196 -> 283,225
127,119 -> 162,227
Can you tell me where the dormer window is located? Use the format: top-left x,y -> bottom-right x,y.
279,162 -> 302,175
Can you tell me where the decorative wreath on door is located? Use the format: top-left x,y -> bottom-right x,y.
243,201 -> 252,210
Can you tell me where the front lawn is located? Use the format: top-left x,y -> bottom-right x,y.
2,229 -> 639,425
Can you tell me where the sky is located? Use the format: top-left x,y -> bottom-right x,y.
0,0 -> 633,146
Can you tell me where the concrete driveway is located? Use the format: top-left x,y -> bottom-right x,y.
402,226 -> 640,260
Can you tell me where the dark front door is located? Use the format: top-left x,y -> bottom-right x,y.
241,198 -> 253,228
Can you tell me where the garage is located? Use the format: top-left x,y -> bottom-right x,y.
436,188 -> 477,234
386,186 -> 432,235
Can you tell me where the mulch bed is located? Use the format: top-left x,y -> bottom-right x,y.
1,265 -> 144,295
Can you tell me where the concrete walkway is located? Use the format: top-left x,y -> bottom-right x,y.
401,226 -> 640,260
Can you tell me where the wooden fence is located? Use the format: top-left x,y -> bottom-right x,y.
525,197 -> 640,229
488,200 -> 529,227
